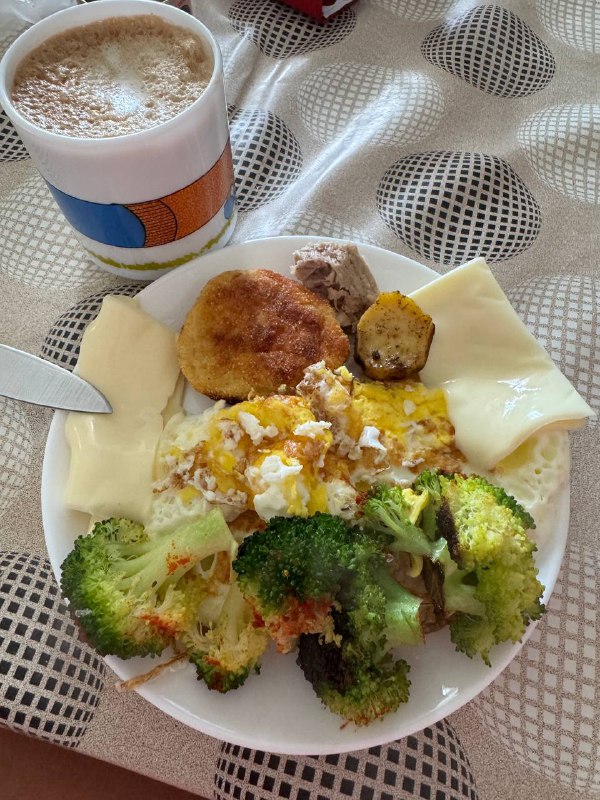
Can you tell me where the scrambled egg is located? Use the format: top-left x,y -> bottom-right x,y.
148,362 -> 468,531
150,392 -> 357,532
297,363 -> 465,484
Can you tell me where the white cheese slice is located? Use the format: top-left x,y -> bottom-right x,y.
410,258 -> 594,470
65,295 -> 180,523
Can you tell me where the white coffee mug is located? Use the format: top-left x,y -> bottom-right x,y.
0,0 -> 237,280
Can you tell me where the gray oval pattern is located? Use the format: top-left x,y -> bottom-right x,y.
229,107 -> 303,212
0,175 -> 107,290
215,719 -> 478,800
506,274 -> 599,427
471,542 -> 600,792
0,26 -> 28,58
0,553 -> 106,747
422,4 -> 555,98
0,398 -> 32,519
518,104 -> 600,204
297,65 -> 444,146
229,0 -> 356,59
41,283 -> 144,372
0,28 -> 30,163
377,151 -> 541,265
0,110 -> 28,163
368,0 -> 457,22
537,0 -> 600,54
244,209 -> 379,246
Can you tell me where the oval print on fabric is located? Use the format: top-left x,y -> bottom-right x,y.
297,65 -> 444,146
229,0 -> 356,59
377,151 -> 541,266
41,284 -> 144,372
229,107 -> 303,212
368,0 -> 457,22
537,0 -> 600,54
506,274 -> 600,426
518,104 -> 600,204
245,209 -> 379,246
422,4 -> 555,97
0,110 -> 28,163
215,718 -> 478,800
0,175 -> 107,290
0,553 -> 106,747
0,398 -> 31,519
472,542 -> 600,792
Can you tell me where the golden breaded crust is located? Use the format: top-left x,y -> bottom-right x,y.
177,269 -> 350,401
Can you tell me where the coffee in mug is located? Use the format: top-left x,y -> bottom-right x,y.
11,15 -> 213,138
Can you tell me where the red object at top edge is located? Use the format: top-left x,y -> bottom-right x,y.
277,0 -> 357,22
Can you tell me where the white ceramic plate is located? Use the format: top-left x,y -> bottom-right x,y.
41,236 -> 569,754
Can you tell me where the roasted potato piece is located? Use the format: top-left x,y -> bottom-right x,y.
178,269 -> 349,402
355,292 -> 434,380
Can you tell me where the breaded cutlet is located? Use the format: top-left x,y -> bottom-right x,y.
177,269 -> 350,401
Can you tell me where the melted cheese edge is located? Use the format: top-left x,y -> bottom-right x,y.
410,258 -> 594,470
65,295 -> 180,523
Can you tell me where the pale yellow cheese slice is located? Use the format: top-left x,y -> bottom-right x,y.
410,258 -> 594,470
65,295 -> 180,523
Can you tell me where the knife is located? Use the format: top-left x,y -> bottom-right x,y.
0,344 -> 112,413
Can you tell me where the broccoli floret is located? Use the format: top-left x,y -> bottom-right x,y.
234,512 -> 421,719
182,581 -> 269,693
466,476 -> 535,530
297,606 -> 411,727
415,470 -> 544,665
414,470 -> 535,533
60,511 -> 235,659
360,484 -> 435,556
294,527 -> 419,725
233,513 -> 369,653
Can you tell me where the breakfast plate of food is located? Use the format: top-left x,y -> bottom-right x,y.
41,236 -> 591,754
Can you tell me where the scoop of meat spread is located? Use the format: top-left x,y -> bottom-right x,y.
291,242 -> 379,332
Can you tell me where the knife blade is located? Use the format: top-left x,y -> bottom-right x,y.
0,344 -> 112,413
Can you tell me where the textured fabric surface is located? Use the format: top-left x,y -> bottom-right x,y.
0,1 -> 598,798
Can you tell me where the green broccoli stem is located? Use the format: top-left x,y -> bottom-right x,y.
117,511 -> 233,593
363,498 -> 434,556
429,538 -> 485,617
376,567 -> 423,647
220,581 -> 249,644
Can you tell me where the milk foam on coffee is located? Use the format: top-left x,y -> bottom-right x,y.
11,16 -> 213,138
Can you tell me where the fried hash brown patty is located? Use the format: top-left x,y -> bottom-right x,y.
178,269 -> 350,401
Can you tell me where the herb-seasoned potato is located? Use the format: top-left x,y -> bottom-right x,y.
355,292 -> 435,380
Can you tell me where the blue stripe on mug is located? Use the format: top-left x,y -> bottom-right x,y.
46,182 -> 146,248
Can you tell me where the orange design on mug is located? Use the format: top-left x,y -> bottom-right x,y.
126,141 -> 235,247
45,139 -> 236,249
